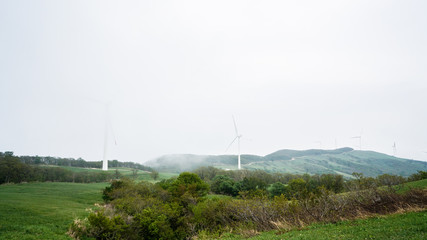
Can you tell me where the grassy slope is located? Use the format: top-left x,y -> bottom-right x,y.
397,179 -> 427,193
0,182 -> 107,240
220,210 -> 427,240
244,151 -> 427,177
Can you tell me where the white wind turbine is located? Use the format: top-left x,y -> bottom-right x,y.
226,115 -> 242,170
351,129 -> 363,150
392,142 -> 397,156
102,103 -> 117,171
82,96 -> 117,171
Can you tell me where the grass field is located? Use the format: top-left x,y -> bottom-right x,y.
219,210 -> 427,240
0,182 -> 107,240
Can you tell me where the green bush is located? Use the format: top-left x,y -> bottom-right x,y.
87,211 -> 130,240
70,173 -> 427,240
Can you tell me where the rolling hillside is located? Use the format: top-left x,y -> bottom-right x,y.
146,148 -> 427,177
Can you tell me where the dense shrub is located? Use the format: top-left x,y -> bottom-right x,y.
69,173 -> 427,240
408,170 -> 427,181
268,182 -> 288,197
210,175 -> 239,196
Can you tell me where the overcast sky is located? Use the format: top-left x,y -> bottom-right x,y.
1,0 -> 427,163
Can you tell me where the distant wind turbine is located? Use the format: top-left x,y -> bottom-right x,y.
226,115 -> 242,170
392,142 -> 397,156
83,96 -> 117,171
351,129 -> 363,150
102,102 -> 117,171
314,141 -> 322,149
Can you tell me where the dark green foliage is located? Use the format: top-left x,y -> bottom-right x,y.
169,172 -> 209,198
240,177 -> 268,191
102,178 -> 132,202
87,211 -> 130,239
133,202 -> 185,240
408,170 -> 427,181
0,154 -> 33,184
193,166 -> 222,181
74,173 -> 210,239
376,174 -> 405,188
268,182 -> 288,197
211,175 -> 239,196
288,178 -> 309,199
346,172 -> 378,191
156,177 -> 176,190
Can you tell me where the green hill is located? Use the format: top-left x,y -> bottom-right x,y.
146,148 -> 427,177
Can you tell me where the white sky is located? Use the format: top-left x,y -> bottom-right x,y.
1,0 -> 427,163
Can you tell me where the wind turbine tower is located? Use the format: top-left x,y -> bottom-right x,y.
226,115 -> 243,170
352,129 -> 363,150
102,103 -> 117,171
102,104 -> 109,171
392,142 -> 397,156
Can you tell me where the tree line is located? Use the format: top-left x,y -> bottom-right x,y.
192,166 -> 425,199
0,152 -> 153,184
6,151 -> 154,172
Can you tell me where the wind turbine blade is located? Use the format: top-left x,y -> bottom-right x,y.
232,115 -> 239,136
226,136 -> 238,152
108,117 -> 118,146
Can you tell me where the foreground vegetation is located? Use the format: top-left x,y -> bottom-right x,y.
0,182 -> 107,239
69,171 -> 427,239
0,174 -> 426,239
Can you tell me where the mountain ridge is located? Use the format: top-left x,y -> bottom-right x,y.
146,148 -> 427,177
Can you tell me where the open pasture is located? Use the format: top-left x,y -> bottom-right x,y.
0,182 -> 107,239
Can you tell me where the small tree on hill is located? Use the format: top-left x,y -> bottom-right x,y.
150,170 -> 159,180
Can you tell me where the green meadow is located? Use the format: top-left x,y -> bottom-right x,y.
0,182 -> 107,240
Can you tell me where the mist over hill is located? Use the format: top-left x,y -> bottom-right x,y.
146,148 -> 427,177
